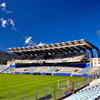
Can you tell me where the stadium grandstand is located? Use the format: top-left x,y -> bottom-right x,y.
0,39 -> 100,100
6,39 -> 100,75
63,82 -> 100,100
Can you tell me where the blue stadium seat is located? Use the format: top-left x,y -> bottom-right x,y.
63,83 -> 100,100
46,68 -> 57,73
28,67 -> 37,72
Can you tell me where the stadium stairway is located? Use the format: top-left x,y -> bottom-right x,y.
2,67 -> 13,73
63,83 -> 100,100
0,65 -> 8,73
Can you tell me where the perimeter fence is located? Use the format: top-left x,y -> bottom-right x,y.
6,77 -> 91,100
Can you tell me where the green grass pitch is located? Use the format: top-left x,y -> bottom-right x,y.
0,74 -> 86,100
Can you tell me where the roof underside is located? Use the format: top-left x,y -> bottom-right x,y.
7,39 -> 99,57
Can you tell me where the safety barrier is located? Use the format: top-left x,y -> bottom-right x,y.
29,72 -> 34,75
41,72 -> 46,75
72,74 -> 83,77
53,73 -> 71,76
83,74 -> 90,77
10,72 -> 91,77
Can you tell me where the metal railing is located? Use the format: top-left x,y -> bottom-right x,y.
3,77 -> 92,100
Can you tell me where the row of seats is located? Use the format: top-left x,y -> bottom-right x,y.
55,67 -> 80,74
64,83 -> 100,100
8,66 -> 80,74
14,54 -> 86,64
27,67 -> 37,72
79,67 -> 98,74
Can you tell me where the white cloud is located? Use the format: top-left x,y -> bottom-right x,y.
37,42 -> 45,46
0,18 -> 8,28
0,3 -> 6,8
2,8 -> 12,14
24,36 -> 46,46
25,36 -> 32,44
0,2 -> 12,14
9,19 -> 14,27
0,2 -> 15,30
8,18 -> 16,30
0,18 -> 16,29
24,36 -> 37,46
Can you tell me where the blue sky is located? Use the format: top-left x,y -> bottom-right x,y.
0,0 -> 100,52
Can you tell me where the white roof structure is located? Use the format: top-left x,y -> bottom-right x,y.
7,39 -> 100,58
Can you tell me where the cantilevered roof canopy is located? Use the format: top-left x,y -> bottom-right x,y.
7,39 -> 100,57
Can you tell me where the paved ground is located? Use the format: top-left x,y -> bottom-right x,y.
89,79 -> 100,85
